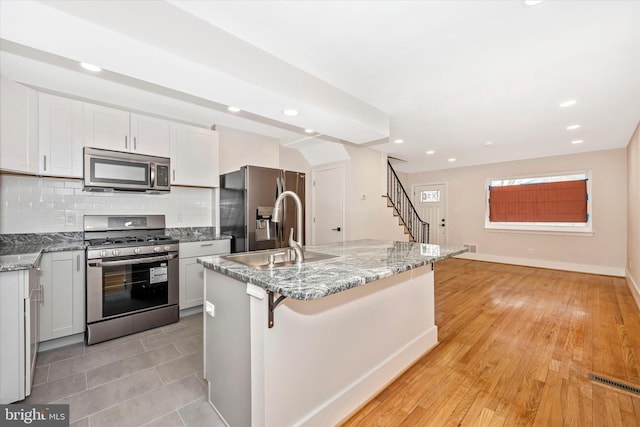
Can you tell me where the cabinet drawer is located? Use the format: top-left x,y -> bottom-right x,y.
179,240 -> 230,258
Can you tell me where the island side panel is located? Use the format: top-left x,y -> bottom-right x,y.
204,270 -> 251,427
251,264 -> 437,427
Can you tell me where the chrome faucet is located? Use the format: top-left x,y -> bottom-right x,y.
272,190 -> 304,262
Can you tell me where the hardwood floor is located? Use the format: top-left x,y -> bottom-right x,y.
342,258 -> 640,426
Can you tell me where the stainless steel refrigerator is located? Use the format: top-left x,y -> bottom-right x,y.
219,165 -> 305,253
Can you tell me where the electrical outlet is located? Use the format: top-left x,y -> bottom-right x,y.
65,211 -> 75,226
527,248 -> 534,255
205,301 -> 215,318
177,213 -> 183,222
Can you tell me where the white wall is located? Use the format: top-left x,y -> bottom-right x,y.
217,126 -> 280,174
307,145 -> 408,244
403,148 -> 628,276
344,145 -> 408,242
627,123 -> 640,306
0,175 -> 213,233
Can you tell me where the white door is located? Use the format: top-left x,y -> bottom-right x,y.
312,166 -> 344,244
414,184 -> 447,245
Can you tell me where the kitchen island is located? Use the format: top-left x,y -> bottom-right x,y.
198,239 -> 465,427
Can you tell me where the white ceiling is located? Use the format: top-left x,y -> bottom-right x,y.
1,0 -> 639,173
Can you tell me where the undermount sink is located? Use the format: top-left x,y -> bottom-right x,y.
221,248 -> 337,270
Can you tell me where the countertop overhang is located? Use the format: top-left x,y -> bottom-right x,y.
198,239 -> 466,301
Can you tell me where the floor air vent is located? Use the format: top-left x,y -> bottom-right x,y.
463,243 -> 477,254
588,373 -> 640,395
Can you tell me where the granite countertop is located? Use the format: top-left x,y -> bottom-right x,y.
165,227 -> 232,243
198,239 -> 466,301
0,240 -> 86,272
0,227 -> 231,272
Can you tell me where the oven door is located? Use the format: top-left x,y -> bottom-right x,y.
86,252 -> 178,323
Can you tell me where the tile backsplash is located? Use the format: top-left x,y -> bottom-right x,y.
0,174 -> 214,234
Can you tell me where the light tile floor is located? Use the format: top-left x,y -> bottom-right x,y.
23,313 -> 225,427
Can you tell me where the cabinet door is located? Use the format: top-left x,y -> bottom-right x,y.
0,77 -> 38,174
170,123 -> 219,187
38,93 -> 84,177
84,103 -> 130,152
180,257 -> 205,309
179,241 -> 230,309
39,251 -> 85,341
130,113 -> 171,157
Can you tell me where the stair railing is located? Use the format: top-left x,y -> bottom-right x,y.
387,160 -> 430,243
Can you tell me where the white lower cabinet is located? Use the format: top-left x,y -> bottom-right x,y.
39,251 -> 85,342
0,268 -> 39,404
179,240 -> 229,309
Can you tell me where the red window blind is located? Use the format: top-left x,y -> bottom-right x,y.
489,180 -> 588,223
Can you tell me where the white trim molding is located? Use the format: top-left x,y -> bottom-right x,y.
454,252 -> 625,277
627,273 -> 640,310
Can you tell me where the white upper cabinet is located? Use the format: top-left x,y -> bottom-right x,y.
0,77 -> 38,174
170,123 -> 219,187
84,103 -> 170,158
38,93 -> 84,178
130,113 -> 171,158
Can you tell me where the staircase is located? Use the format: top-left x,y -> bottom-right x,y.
386,160 -> 430,243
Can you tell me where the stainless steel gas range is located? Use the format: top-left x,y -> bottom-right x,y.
84,214 -> 179,345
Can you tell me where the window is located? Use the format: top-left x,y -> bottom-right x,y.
420,190 -> 440,203
485,171 -> 592,233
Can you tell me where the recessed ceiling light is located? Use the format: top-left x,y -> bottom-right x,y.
304,129 -> 314,134
282,109 -> 299,116
566,124 -> 581,130
426,150 -> 435,155
523,0 -> 544,6
448,158 -> 456,162
227,106 -> 241,113
571,140 -> 584,145
484,141 -> 493,147
559,99 -> 577,108
393,139 -> 404,144
80,62 -> 101,72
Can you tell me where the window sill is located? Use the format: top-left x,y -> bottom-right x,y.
484,226 -> 594,237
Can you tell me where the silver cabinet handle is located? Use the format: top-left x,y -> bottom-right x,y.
172,169 -> 176,182
134,136 -> 137,150
77,254 -> 81,271
125,135 -> 128,149
200,243 -> 213,247
43,155 -> 47,171
40,284 -> 44,306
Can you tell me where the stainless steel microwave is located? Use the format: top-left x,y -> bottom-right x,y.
83,147 -> 171,193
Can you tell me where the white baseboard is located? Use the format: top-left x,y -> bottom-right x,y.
38,333 -> 84,352
627,273 -> 640,310
454,252 -> 625,277
180,305 -> 203,317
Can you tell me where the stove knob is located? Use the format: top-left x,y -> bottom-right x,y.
112,249 -> 120,256
100,250 -> 108,257
134,248 -> 141,255
164,245 -> 171,251
153,246 -> 161,253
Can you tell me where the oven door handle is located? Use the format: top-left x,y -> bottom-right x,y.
87,253 -> 178,267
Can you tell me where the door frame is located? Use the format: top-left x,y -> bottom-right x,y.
311,163 -> 346,245
411,181 -> 448,245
